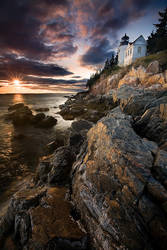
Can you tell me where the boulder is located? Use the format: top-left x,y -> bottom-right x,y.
71,120 -> 93,133
48,146 -> 75,185
160,103 -> 167,120
146,60 -> 160,74
46,139 -> 64,154
118,75 -> 140,88
72,108 -> 167,250
32,113 -> 45,124
117,63 -> 166,89
112,85 -> 143,104
7,104 -> 57,128
134,100 -> 167,145
113,85 -> 158,116
153,150 -> 167,186
107,73 -> 122,90
35,156 -> 52,183
0,186 -> 47,242
11,106 -> 33,126
8,103 -> 25,111
118,66 -> 147,88
38,116 -> 57,128
27,187 -> 87,250
35,107 -> 49,112
0,186 -> 87,250
68,133 -> 84,155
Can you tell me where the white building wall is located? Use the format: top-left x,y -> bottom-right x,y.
118,45 -> 128,66
124,45 -> 133,66
118,36 -> 147,66
132,44 -> 147,62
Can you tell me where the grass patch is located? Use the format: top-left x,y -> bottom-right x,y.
86,49 -> 167,92
132,50 -> 167,70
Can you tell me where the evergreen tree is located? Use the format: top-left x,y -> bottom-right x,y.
114,53 -> 118,65
86,52 -> 119,90
104,58 -> 110,70
147,31 -> 155,54
109,54 -> 115,67
147,8 -> 167,54
155,8 -> 167,36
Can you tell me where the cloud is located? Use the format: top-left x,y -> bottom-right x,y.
0,0 -> 75,60
0,0 -> 157,62
74,0 -> 153,39
71,76 -> 82,79
0,0 -> 166,92
76,0 -> 158,67
24,84 -> 86,93
80,38 -> 114,66
0,54 -> 72,79
24,75 -> 87,86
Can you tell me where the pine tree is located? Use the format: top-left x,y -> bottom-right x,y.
109,54 -> 115,67
104,58 -> 110,70
114,53 -> 118,65
147,8 -> 167,54
155,8 -> 167,36
147,31 -> 156,54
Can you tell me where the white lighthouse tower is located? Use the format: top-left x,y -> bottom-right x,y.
118,34 -> 129,66
118,34 -> 147,66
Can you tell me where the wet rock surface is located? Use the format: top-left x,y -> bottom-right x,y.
59,92 -> 116,123
7,103 -> 57,128
89,59 -> 167,95
35,119 -> 93,186
35,107 -> 49,112
48,146 -> 75,185
1,75 -> 167,250
0,186 -> 87,250
72,108 -> 167,250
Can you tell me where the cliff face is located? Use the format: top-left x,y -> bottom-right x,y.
90,59 -> 167,96
1,54 -> 167,250
72,75 -> 167,249
72,107 -> 167,250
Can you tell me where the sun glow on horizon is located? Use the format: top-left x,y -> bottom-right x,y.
13,79 -> 21,86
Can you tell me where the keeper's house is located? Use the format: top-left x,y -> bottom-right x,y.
118,34 -> 147,66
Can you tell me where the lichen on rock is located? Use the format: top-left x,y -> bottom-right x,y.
72,108 -> 167,250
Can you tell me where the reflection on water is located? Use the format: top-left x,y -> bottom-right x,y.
12,93 -> 24,103
0,93 -> 72,210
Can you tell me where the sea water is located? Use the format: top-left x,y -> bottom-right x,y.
0,93 -> 72,213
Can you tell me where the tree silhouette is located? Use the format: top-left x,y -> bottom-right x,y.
147,8 -> 167,54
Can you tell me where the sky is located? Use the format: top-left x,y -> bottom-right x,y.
0,0 -> 166,93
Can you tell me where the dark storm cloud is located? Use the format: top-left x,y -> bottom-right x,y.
81,38 -> 114,65
0,54 -> 72,79
42,18 -> 74,42
25,84 -> 86,93
0,0 -> 75,59
0,0 -> 166,82
79,0 -> 166,65
41,15 -> 77,57
93,0 -> 153,36
75,0 -> 153,39
71,76 -> 81,79
0,0 -> 160,62
24,76 -> 87,85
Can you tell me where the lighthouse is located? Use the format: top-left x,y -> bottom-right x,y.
118,33 -> 147,66
118,33 -> 129,66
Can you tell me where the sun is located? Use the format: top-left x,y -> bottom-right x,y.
13,79 -> 21,86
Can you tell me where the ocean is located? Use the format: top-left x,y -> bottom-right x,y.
0,93 -> 72,214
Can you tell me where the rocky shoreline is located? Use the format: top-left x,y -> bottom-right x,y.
0,60 -> 167,249
6,103 -> 57,128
